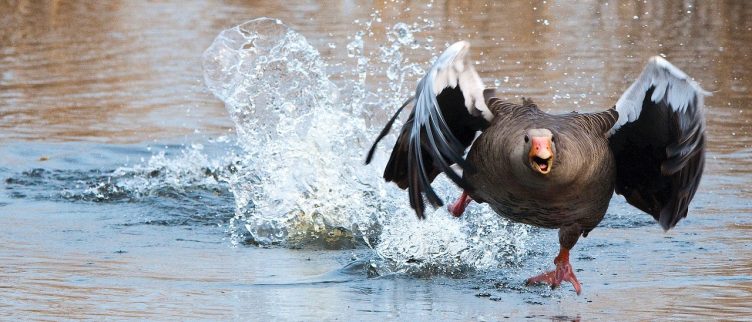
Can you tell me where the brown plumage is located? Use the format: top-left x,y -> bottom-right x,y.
466,99 -> 618,236
365,42 -> 708,294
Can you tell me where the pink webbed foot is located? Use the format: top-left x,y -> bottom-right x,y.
447,191 -> 472,217
526,247 -> 582,295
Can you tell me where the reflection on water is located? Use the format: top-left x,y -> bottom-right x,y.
1,0 -> 751,320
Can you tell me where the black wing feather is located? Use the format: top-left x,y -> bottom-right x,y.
609,60 -> 707,230
365,41 -> 492,218
395,85 -> 488,218
365,97 -> 414,165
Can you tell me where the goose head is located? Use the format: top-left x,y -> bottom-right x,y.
524,129 -> 555,175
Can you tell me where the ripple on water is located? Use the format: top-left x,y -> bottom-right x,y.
2,144 -> 236,228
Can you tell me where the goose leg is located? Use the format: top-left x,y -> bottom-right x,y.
526,247 -> 581,295
526,225 -> 582,295
447,191 -> 472,217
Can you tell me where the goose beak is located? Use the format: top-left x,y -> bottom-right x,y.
529,137 -> 553,174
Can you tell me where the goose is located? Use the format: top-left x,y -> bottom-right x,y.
366,41 -> 707,295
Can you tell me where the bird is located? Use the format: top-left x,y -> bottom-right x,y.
365,41 -> 707,295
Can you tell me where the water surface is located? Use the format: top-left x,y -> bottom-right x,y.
1,1 -> 751,320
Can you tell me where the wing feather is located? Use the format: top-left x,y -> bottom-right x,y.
609,56 -> 709,230
366,41 -> 492,218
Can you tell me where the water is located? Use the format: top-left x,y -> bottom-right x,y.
1,1 -> 751,320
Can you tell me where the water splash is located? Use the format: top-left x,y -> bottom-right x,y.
198,17 -> 531,273
2,16 -> 532,275
202,17 -> 383,248
2,142 -> 237,227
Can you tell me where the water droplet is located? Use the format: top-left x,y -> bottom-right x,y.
391,22 -> 415,46
346,38 -> 363,58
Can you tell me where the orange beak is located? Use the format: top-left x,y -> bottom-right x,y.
529,137 -> 553,174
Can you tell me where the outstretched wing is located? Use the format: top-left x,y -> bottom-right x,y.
609,56 -> 710,230
365,41 -> 492,218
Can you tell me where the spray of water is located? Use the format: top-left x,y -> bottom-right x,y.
197,17 -> 532,274
201,18 -> 381,248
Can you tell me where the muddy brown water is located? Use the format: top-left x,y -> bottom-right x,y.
1,1 -> 751,320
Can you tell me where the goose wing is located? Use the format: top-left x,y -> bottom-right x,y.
366,41 -> 492,218
609,56 -> 709,230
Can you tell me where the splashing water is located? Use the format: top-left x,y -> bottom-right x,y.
202,18 -> 381,248
197,17 -> 530,273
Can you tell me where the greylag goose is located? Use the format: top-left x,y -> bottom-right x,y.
366,41 -> 707,294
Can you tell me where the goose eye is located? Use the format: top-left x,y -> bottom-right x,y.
524,135 -> 529,143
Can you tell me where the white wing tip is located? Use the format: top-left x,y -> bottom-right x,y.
424,40 -> 492,121
649,56 -> 687,78
649,56 -> 711,96
445,41 -> 471,67
610,56 -> 710,135
448,41 -> 470,51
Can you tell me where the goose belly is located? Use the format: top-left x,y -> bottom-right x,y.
468,163 -> 615,230
485,184 -> 613,229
